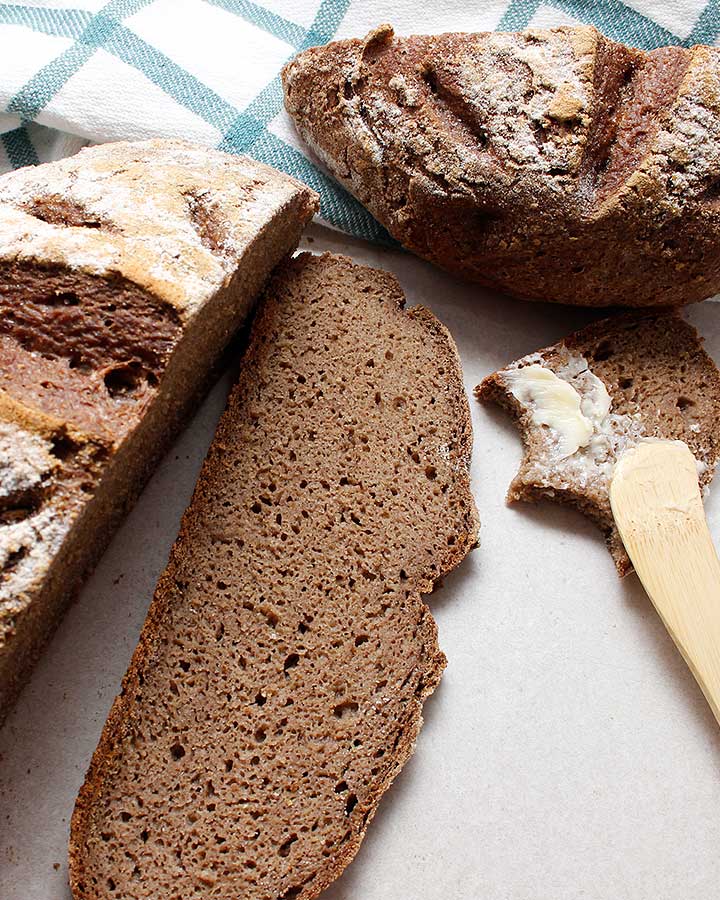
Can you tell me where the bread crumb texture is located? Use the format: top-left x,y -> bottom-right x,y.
69,253 -> 478,900
283,25 -> 720,306
477,312 -> 720,574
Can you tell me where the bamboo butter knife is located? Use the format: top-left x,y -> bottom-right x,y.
610,440 -> 720,725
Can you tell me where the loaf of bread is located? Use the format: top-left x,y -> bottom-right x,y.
0,139 -> 317,724
283,25 -> 720,307
69,252 -> 478,900
477,313 -> 720,574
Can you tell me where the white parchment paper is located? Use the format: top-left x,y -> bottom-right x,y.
2,223 -> 720,900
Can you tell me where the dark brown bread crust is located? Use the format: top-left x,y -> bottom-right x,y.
283,25 -> 720,307
69,253 -> 478,900
477,312 -> 720,574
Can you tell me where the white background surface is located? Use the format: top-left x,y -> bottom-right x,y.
2,223 -> 720,899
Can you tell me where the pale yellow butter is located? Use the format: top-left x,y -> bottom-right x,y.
504,363 -> 611,459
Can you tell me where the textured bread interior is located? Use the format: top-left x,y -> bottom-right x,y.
283,26 -> 720,307
69,252 -> 478,900
0,262 -> 181,439
0,141 -> 318,724
477,313 -> 720,574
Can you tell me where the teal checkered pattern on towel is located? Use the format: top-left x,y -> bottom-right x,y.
1,0 -> 719,243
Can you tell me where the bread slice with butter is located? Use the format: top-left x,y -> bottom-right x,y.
477,312 -> 720,574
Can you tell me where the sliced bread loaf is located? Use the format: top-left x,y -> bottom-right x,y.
69,252 -> 478,900
0,139 -> 317,723
283,25 -> 720,307
477,313 -> 720,574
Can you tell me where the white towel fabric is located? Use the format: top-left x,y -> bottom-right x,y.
0,0 -> 717,240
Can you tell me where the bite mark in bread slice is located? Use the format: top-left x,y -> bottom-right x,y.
69,252 -> 478,900
0,139 -> 318,723
477,313 -> 720,574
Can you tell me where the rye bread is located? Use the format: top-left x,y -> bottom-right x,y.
69,252 -> 478,900
283,25 -> 720,307
477,312 -> 720,574
0,139 -> 317,724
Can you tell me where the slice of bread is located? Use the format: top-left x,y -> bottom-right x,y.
477,312 -> 720,574
0,139 -> 317,724
283,25 -> 720,307
69,253 -> 478,900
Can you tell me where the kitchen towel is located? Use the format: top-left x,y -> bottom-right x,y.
0,0 -> 718,241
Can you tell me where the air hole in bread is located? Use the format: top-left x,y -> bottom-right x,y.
0,489 -> 42,526
283,653 -> 299,672
39,290 -> 80,307
104,364 -> 144,398
677,396 -> 695,411
278,834 -> 298,857
592,341 -> 614,361
333,700 -> 359,718
50,431 -> 78,461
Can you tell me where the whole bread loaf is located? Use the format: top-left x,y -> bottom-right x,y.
283,25 -> 720,307
477,313 -> 720,574
0,139 -> 317,724
69,252 -> 478,900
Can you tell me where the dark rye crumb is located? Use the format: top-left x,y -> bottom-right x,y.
477,312 -> 720,574
69,252 -> 478,900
